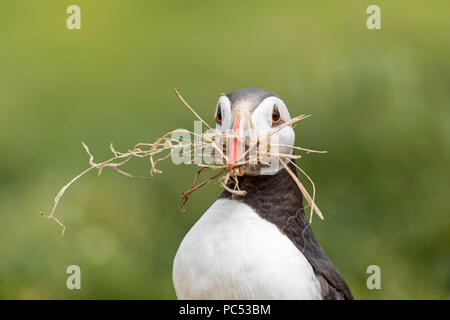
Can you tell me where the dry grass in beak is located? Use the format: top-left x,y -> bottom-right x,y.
43,89 -> 326,236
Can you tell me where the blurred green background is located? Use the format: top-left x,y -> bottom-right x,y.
0,0 -> 449,299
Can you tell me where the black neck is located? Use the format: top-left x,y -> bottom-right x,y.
219,161 -> 305,225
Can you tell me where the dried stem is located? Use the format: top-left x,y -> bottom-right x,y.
279,158 -> 324,222
181,168 -> 227,212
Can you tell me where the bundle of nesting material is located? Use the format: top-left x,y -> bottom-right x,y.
42,89 -> 326,236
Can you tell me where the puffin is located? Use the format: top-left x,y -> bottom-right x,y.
173,88 -> 353,300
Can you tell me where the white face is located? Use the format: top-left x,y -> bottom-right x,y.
214,95 -> 295,175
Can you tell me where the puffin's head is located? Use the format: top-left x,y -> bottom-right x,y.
214,88 -> 295,176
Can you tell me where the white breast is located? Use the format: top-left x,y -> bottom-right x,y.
173,199 -> 322,300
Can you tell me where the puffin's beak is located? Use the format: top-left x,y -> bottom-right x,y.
228,110 -> 253,174
228,113 -> 242,172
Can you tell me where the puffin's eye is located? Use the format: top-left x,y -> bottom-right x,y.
272,106 -> 282,125
215,105 -> 222,124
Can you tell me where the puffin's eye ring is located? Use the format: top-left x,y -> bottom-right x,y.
215,105 -> 223,124
271,105 -> 282,125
